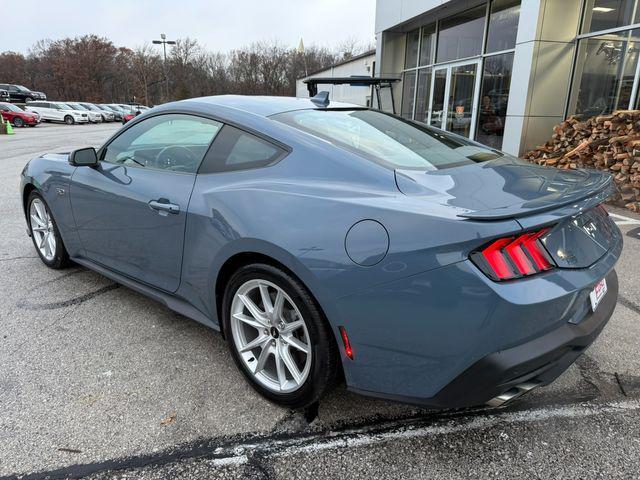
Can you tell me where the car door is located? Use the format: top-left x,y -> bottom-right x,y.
29,102 -> 54,121
40,103 -> 57,121
69,113 -> 222,292
7,85 -> 21,102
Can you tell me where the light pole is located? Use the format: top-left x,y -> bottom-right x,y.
152,33 -> 176,102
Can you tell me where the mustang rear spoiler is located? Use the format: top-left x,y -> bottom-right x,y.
457,175 -> 616,220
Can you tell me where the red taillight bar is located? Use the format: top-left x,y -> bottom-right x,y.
482,237 -> 515,280
472,227 -> 555,281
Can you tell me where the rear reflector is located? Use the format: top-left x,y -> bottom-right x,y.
339,326 -> 354,360
471,227 -> 555,281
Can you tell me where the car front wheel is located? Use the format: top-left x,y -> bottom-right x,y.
27,192 -> 71,269
64,115 -> 74,125
13,117 -> 24,127
222,264 -> 338,408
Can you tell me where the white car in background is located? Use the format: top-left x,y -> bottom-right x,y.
25,101 -> 89,125
64,102 -> 103,123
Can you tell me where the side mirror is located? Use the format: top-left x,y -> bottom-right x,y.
69,147 -> 98,167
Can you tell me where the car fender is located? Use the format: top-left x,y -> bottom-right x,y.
21,154 -> 83,255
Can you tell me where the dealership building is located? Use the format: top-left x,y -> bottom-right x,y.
373,0 -> 640,156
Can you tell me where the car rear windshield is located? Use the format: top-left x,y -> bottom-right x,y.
272,109 -> 502,170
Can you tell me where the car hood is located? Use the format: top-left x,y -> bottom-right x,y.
394,157 -> 615,220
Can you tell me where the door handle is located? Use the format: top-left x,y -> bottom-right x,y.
148,199 -> 180,215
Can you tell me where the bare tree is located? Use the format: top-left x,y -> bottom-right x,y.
0,35 -> 363,102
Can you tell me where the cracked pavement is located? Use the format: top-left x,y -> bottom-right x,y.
0,123 -> 639,479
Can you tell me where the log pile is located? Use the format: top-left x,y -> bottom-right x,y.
524,110 -> 640,212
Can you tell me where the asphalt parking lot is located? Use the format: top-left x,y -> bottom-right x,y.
1,123 -> 640,479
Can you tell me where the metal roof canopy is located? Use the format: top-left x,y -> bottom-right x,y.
303,76 -> 401,113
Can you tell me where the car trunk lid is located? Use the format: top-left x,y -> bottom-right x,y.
395,157 -> 615,220
395,157 -> 619,269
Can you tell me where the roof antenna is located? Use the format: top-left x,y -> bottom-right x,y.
310,91 -> 330,107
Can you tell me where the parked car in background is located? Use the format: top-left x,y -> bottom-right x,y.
64,102 -> 102,123
79,102 -> 114,122
118,104 -> 143,124
100,104 -> 124,121
0,102 -> 40,127
25,101 -> 89,124
0,84 -> 46,102
0,89 -> 9,103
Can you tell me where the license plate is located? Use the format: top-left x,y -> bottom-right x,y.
589,278 -> 608,312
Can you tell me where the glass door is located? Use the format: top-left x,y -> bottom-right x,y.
427,59 -> 482,139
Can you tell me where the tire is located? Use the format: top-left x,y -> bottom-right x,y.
64,115 -> 74,125
27,191 -> 71,269
222,263 -> 338,408
13,117 -> 24,127
24,97 -> 33,102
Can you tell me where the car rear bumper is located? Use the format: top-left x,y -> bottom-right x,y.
336,225 -> 622,407
406,268 -> 616,407
348,269 -> 618,408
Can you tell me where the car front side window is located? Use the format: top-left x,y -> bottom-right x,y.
101,114 -> 223,173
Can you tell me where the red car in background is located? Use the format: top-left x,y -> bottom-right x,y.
0,102 -> 40,127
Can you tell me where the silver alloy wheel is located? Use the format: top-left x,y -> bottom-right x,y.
29,198 -> 56,262
230,279 -> 312,393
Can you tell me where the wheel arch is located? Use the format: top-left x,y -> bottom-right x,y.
214,249 -> 345,380
22,183 -> 37,229
213,248 -> 337,342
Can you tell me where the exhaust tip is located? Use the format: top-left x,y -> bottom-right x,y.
486,381 -> 541,408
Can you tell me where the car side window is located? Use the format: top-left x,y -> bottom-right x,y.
101,114 -> 223,173
199,125 -> 286,174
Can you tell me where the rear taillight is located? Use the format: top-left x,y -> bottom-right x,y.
471,228 -> 555,281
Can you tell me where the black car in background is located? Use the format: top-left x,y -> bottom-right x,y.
0,84 -> 46,102
0,89 -> 9,102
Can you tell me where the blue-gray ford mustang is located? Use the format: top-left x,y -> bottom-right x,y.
20,95 -> 622,409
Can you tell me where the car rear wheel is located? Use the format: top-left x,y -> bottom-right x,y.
27,192 -> 71,269
13,117 -> 24,127
222,264 -> 338,408
64,115 -> 74,125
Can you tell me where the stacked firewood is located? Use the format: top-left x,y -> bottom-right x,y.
524,110 -> 640,212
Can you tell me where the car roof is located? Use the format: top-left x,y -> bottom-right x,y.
180,95 -> 360,117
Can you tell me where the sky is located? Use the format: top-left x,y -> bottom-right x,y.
0,0 -> 377,54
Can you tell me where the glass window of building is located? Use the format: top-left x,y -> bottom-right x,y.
436,5 -> 486,63
419,24 -> 436,66
405,29 -> 420,68
569,29 -> 640,117
582,0 -> 640,33
401,70 -> 417,118
486,0 -> 521,53
414,69 -> 432,123
475,53 -> 514,149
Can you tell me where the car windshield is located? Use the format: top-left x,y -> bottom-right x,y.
67,103 -> 85,110
82,104 -> 101,111
54,103 -> 71,110
108,105 -> 124,112
2,103 -> 23,112
273,109 -> 503,171
15,85 -> 30,92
